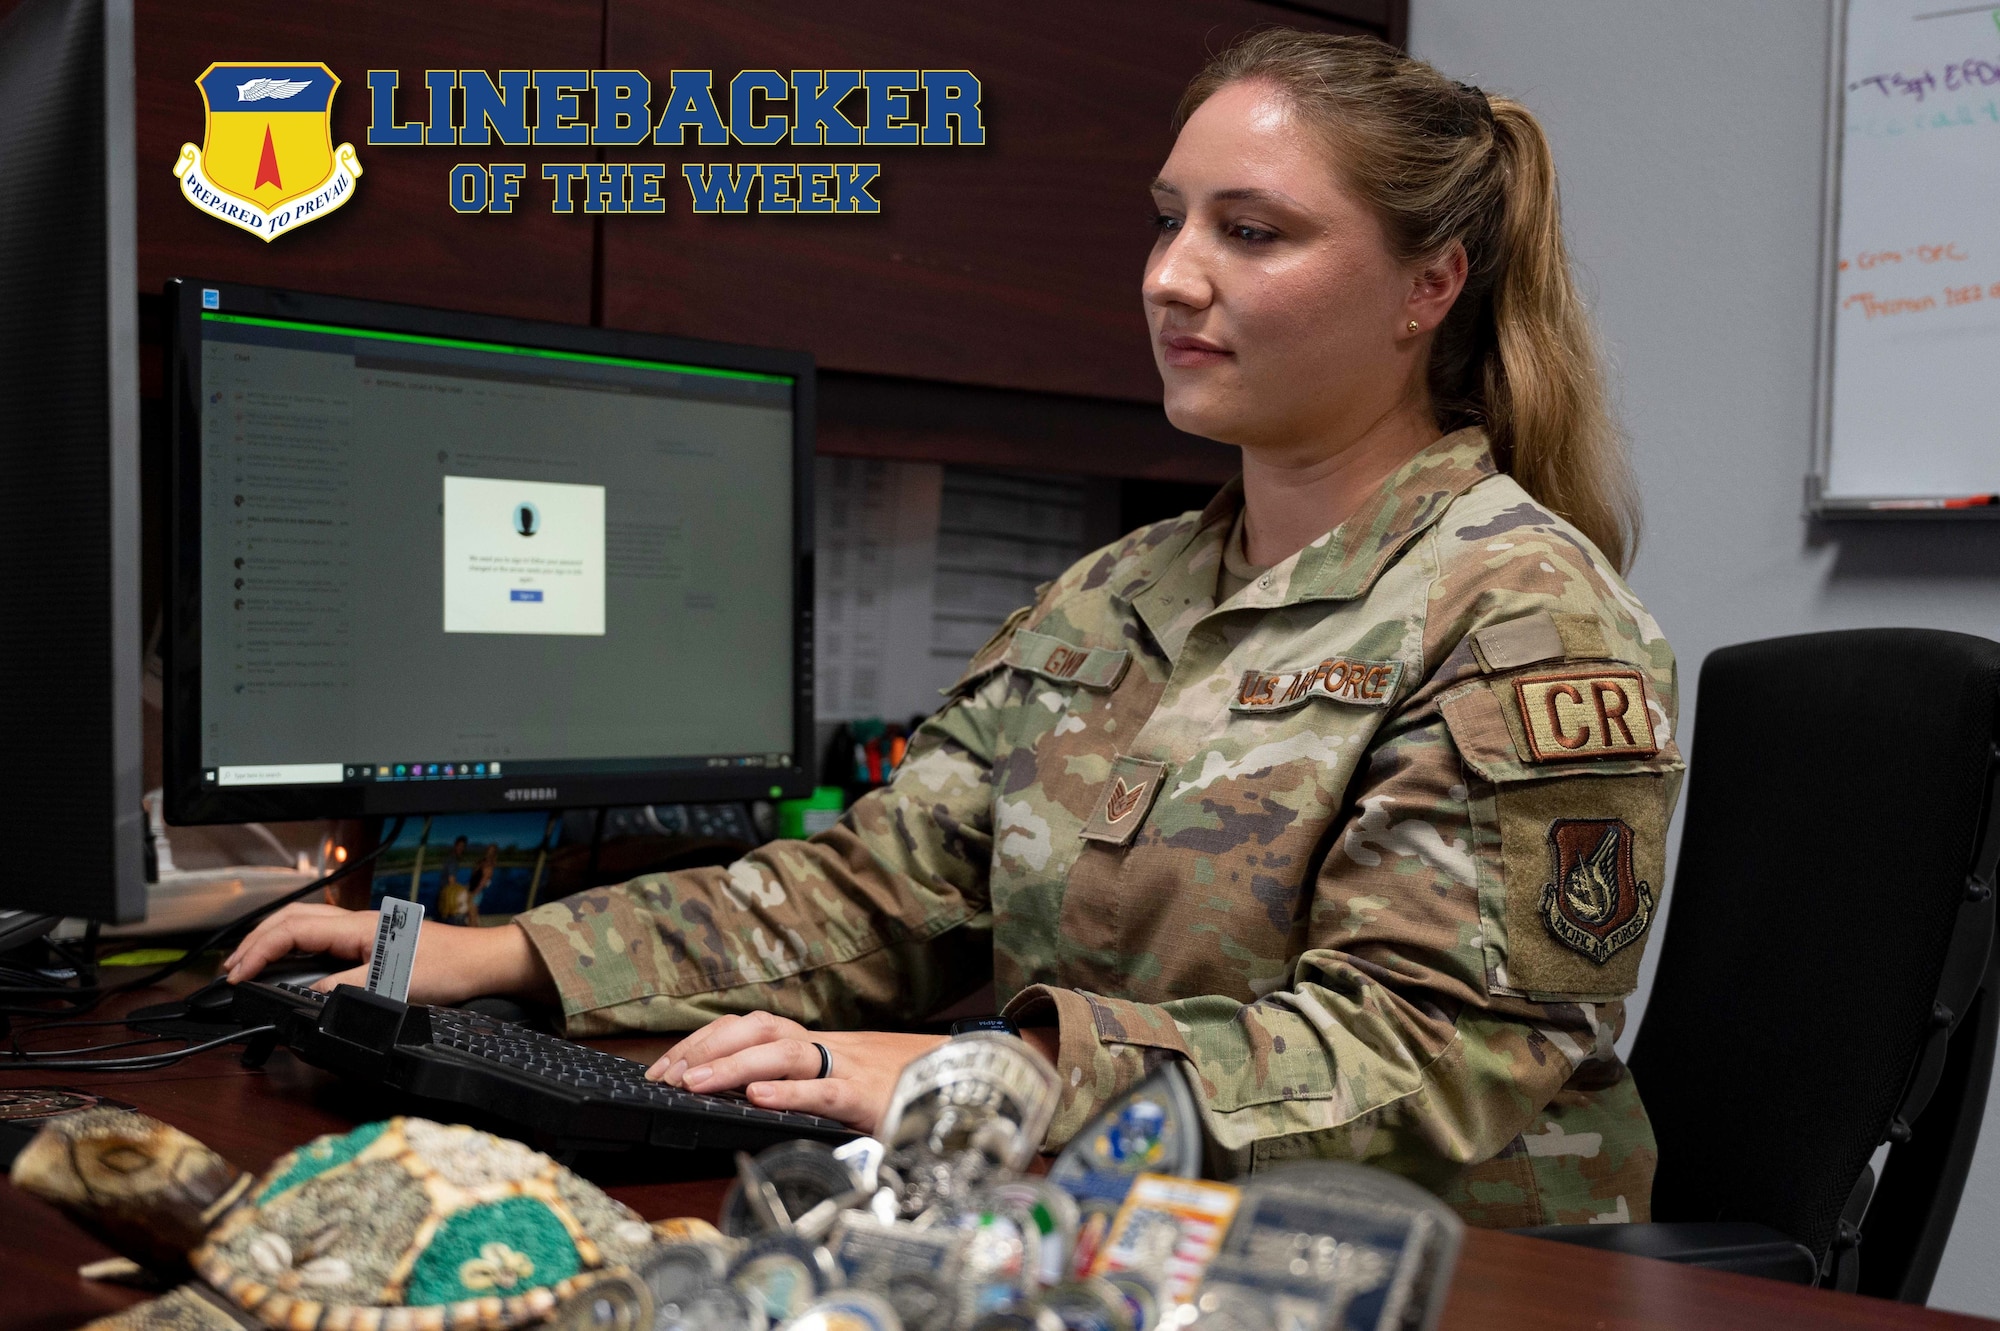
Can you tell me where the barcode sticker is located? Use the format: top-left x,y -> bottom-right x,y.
365,899 -> 423,1004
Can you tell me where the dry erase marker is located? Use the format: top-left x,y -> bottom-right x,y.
1864,495 -> 2000,510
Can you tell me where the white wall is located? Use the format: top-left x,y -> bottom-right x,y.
1409,1 -> 2000,1315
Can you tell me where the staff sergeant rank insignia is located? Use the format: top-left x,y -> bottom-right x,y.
1081,755 -> 1167,846
1540,818 -> 1654,964
174,63 -> 362,241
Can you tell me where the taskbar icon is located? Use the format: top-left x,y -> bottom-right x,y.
361,760 -> 502,781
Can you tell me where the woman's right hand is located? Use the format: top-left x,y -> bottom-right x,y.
222,903 -> 555,1007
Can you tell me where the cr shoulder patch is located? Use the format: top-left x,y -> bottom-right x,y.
1512,668 -> 1657,762
1080,755 -> 1167,845
1231,656 -> 1403,713
1005,628 -> 1130,690
1539,819 -> 1655,965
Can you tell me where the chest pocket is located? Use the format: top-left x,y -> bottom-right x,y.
983,625 -> 1167,999
976,628 -> 1138,773
943,620 -> 1130,711
1003,628 -> 1130,691
960,619 -> 1145,830
1440,661 -> 1685,1004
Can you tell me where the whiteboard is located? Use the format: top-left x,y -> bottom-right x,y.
1816,0 -> 2000,513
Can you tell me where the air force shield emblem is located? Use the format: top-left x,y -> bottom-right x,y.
173,63 -> 361,241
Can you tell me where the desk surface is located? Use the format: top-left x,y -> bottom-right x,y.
2,978 -> 1992,1331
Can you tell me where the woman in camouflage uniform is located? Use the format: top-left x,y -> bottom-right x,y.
230,32 -> 1681,1229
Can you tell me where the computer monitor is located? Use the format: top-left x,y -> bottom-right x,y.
0,0 -> 145,922
162,280 -> 816,825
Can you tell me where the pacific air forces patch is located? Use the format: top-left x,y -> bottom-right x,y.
1539,819 -> 1654,965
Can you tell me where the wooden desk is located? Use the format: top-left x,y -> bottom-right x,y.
2,978 -> 1992,1331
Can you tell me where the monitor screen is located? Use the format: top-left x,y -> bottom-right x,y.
164,280 -> 814,824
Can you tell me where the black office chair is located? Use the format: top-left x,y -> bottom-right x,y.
1517,628 -> 2000,1301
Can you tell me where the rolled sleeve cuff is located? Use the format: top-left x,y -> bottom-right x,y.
512,893 -> 687,1036
513,908 -> 610,1034
1003,984 -> 1192,1151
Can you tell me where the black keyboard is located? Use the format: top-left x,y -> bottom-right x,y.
233,980 -> 854,1154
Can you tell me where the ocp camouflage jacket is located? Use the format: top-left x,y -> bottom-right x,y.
515,428 -> 1684,1227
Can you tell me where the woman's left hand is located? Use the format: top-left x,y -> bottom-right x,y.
646,1011 -> 946,1134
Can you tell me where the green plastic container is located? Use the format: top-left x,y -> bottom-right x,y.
777,785 -> 847,839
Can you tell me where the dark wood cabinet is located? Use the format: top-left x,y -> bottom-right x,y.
90,0 -> 1402,480
598,1 -> 1368,403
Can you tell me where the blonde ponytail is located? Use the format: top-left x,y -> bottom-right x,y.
1175,32 -> 1639,572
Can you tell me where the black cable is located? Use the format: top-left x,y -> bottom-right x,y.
10,1016 -> 134,1032
75,921 -> 100,988
38,934 -> 94,975
0,965 -> 74,988
14,1025 -> 273,1072
0,817 -> 407,1017
7,1014 -> 150,1057
8,1033 -> 171,1058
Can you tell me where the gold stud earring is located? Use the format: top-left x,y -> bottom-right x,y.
1407,320 -> 1420,333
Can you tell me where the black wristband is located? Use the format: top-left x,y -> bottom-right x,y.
950,1016 -> 1020,1039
